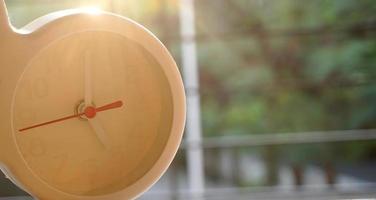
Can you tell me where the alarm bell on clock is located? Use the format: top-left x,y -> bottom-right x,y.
0,0 -> 186,199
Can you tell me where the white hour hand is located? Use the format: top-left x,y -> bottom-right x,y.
88,117 -> 110,148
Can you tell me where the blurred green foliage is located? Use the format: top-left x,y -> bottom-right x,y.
195,0 -> 376,164
4,0 -> 376,176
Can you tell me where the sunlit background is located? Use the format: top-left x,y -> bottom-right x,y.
1,0 -> 376,199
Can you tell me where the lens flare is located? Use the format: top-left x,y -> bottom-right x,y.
80,6 -> 102,15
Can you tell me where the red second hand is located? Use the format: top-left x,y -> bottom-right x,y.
19,100 -> 123,132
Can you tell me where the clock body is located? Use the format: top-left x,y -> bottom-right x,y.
0,1 -> 185,200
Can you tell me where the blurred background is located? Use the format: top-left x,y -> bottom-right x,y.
1,0 -> 376,199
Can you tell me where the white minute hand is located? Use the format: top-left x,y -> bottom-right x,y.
85,50 -> 93,104
84,50 -> 110,148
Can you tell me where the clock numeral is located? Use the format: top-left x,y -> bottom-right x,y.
52,154 -> 68,183
30,138 -> 46,157
19,109 -> 36,121
18,79 -> 33,100
80,158 -> 100,188
45,63 -> 63,75
108,150 -> 126,177
33,78 -> 49,98
126,65 -> 138,86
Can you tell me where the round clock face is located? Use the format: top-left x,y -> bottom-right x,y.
12,31 -> 174,196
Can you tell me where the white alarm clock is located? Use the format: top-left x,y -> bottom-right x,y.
0,1 -> 186,199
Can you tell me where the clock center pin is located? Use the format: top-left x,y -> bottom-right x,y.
84,106 -> 96,118
75,100 -> 96,120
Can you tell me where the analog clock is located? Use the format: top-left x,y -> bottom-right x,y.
0,1 -> 185,200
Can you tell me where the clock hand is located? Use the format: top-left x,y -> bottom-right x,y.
19,100 -> 123,132
84,50 -> 93,106
84,50 -> 110,147
88,117 -> 110,147
19,112 -> 84,132
96,100 -> 123,112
